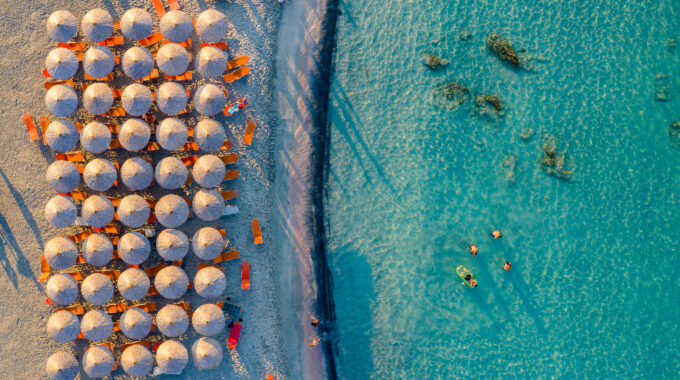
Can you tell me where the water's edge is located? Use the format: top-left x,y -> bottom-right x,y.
272,0 -> 339,378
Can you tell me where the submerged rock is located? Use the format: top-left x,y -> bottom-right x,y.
654,73 -> 670,101
422,54 -> 449,70
668,121 -> 680,147
501,154 -> 517,185
473,94 -> 505,122
486,33 -> 520,67
539,135 -> 572,180
667,38 -> 676,53
459,29 -> 472,41
520,128 -> 535,141
433,81 -> 470,111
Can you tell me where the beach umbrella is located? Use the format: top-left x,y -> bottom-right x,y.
83,83 -> 114,115
155,157 -> 189,189
156,82 -> 188,115
47,10 -> 77,43
121,344 -> 154,377
196,9 -> 227,43
119,307 -> 152,340
195,119 -> 226,152
83,45 -> 114,78
45,273 -> 78,306
81,8 -> 113,42
121,83 -> 153,116
46,351 -> 79,380
122,46 -> 154,79
156,304 -> 189,337
193,189 -> 224,222
118,231 -> 151,264
44,236 -> 78,270
82,233 -> 113,267
117,195 -> 151,229
81,309 -> 113,342
157,117 -> 188,150
117,268 -> 150,301
155,194 -> 189,228
45,48 -> 78,80
154,266 -> 189,299
192,303 -> 225,336
194,266 -> 226,298
156,43 -> 190,76
80,121 -> 111,154
191,227 -> 224,260
82,345 -> 115,378
121,8 -> 153,41
81,273 -> 113,305
119,119 -> 151,152
156,340 -> 189,375
160,10 -> 193,42
46,160 -> 80,193
45,195 -> 77,228
45,85 -> 78,117
81,195 -> 115,228
45,119 -> 79,152
191,337 -> 223,370
83,158 -> 117,191
156,229 -> 189,261
120,157 -> 153,190
193,155 -> 226,188
194,84 -> 226,116
46,310 -> 80,343
196,46 -> 227,79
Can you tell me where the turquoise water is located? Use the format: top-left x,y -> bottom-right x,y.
323,0 -> 680,378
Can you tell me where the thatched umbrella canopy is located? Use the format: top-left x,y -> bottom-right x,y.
160,10 -> 193,42
192,155 -> 226,188
154,266 -> 189,299
118,231 -> 151,264
196,47 -> 227,79
46,10 -> 77,43
119,118 -> 151,152
44,237 -> 78,270
45,48 -> 78,80
45,85 -> 78,117
155,194 -> 189,228
122,46 -> 154,79
45,195 -> 77,228
45,351 -> 79,380
83,158 -> 117,191
81,195 -> 114,228
156,304 -> 189,337
117,268 -> 150,301
46,310 -> 80,343
156,43 -> 190,76
191,227 -> 224,260
156,229 -> 189,261
117,195 -> 151,229
45,273 -> 78,306
156,82 -> 188,115
80,121 -> 111,154
46,160 -> 80,193
119,307 -> 152,340
83,45 -> 114,78
121,83 -> 153,115
191,337 -> 223,370
81,309 -> 113,342
121,344 -> 154,377
195,119 -> 226,152
45,119 -> 79,152
194,266 -> 226,299
120,157 -> 153,190
83,83 -> 114,115
82,233 -> 113,267
81,273 -> 113,305
82,345 -> 115,378
155,156 -> 189,190
191,303 -> 225,336
81,8 -> 113,42
157,117 -> 188,151
156,340 -> 189,374
194,84 -> 226,116
121,8 -> 153,41
192,189 -> 224,221
196,9 -> 227,43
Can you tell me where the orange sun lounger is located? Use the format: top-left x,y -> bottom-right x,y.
220,153 -> 239,164
138,32 -> 163,46
226,56 -> 249,71
251,219 -> 263,244
56,152 -> 86,162
212,250 -> 240,264
224,170 -> 240,180
202,42 -> 228,50
221,190 -> 239,201
244,117 -> 257,145
168,0 -> 181,10
55,305 -> 85,315
241,262 -> 251,290
121,340 -> 151,352
57,42 -> 87,51
223,66 -> 251,83
44,80 -> 74,90
22,114 -> 38,141
164,71 -> 193,81
151,0 -> 166,17
98,36 -> 124,47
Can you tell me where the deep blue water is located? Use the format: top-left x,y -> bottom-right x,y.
323,0 -> 680,378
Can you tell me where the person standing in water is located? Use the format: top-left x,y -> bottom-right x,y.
491,230 -> 502,239
469,244 -> 478,257
463,274 -> 477,287
504,261 -> 511,271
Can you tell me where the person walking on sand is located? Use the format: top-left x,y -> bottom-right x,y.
491,230 -> 502,239
504,261 -> 511,271
310,337 -> 322,347
469,244 -> 478,257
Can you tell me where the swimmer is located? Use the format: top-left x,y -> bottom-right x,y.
491,230 -> 502,239
469,244 -> 478,257
463,274 -> 477,287
310,337 -> 322,347
504,261 -> 511,271
311,316 -> 319,327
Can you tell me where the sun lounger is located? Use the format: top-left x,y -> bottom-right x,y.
121,340 -> 151,352
97,36 -> 124,47
241,262 -> 251,289
202,42 -> 228,50
83,72 -> 115,81
144,263 -> 168,277
174,301 -> 191,311
220,153 -> 239,165
95,270 -> 120,280
197,263 -> 224,271
146,285 -> 159,296
133,302 -> 157,313
74,164 -> 85,174
111,89 -> 123,99
65,190 -> 87,201
42,69 -> 52,79
145,141 -> 160,151
22,114 -> 39,141
179,141 -> 199,151
162,38 -> 192,48
267,375 -> 276,380
138,32 -> 164,46
212,250 -> 240,264
226,56 -> 249,71
113,20 -> 120,30
108,139 -> 123,149
55,305 -> 85,315
39,255 -> 51,282
137,68 -> 160,81
104,107 -> 126,117
106,303 -> 128,314
220,140 -> 233,150
251,219 -> 263,244
164,71 -> 193,81
168,0 -> 181,10
36,116 -> 50,144
223,66 -> 251,83
224,170 -> 240,180
64,271 -> 84,281
57,42 -> 87,51
227,322 -> 242,349
181,155 -> 198,166
221,190 -> 239,201
44,80 -> 74,90
56,152 -> 85,162
66,230 -> 93,243
151,0 -> 166,17
244,117 -> 257,145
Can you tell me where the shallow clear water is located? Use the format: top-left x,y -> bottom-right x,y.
324,0 -> 680,378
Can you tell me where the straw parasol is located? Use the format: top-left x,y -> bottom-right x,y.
83,158 -> 117,191
117,195 -> 151,229
155,194 -> 189,228
192,155 -> 226,188
118,231 -> 151,264
46,160 -> 80,193
45,195 -> 77,228
46,351 -> 79,380
83,83 -> 114,115
121,8 -> 153,41
155,156 -> 189,189
156,229 -> 189,261
120,157 -> 153,190
83,45 -> 114,78
119,119 -> 152,152
80,121 -> 111,154
121,83 -> 153,116
45,273 -> 78,306
191,227 -> 224,260
156,117 -> 188,150
81,195 -> 115,228
196,9 -> 227,43
81,273 -> 113,305
192,189 -> 224,221
81,8 -> 113,42
45,48 -> 78,80
117,268 -> 150,301
121,344 -> 154,377
47,310 -> 80,343
156,340 -> 189,374
156,304 -> 190,337
46,10 -> 77,43
160,10 -> 193,42
154,266 -> 189,299
196,46 -> 227,79
119,307 -> 152,340
192,303 -> 225,336
156,82 -> 188,115
194,84 -> 226,116
191,337 -> 223,370
122,46 -> 154,79
82,233 -> 113,267
45,85 -> 78,117
45,119 -> 79,152
194,266 -> 226,298
195,119 -> 226,152
81,309 -> 113,342
44,237 -> 78,270
82,345 -> 115,378
156,43 -> 190,76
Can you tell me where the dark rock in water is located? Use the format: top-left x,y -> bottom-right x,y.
474,94 -> 505,122
668,121 -> 680,147
501,154 -> 517,185
486,33 -> 520,67
539,135 -> 572,180
423,54 -> 449,70
459,29 -> 472,41
667,38 -> 676,53
654,73 -> 670,101
520,128 -> 535,140
433,81 -> 470,111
